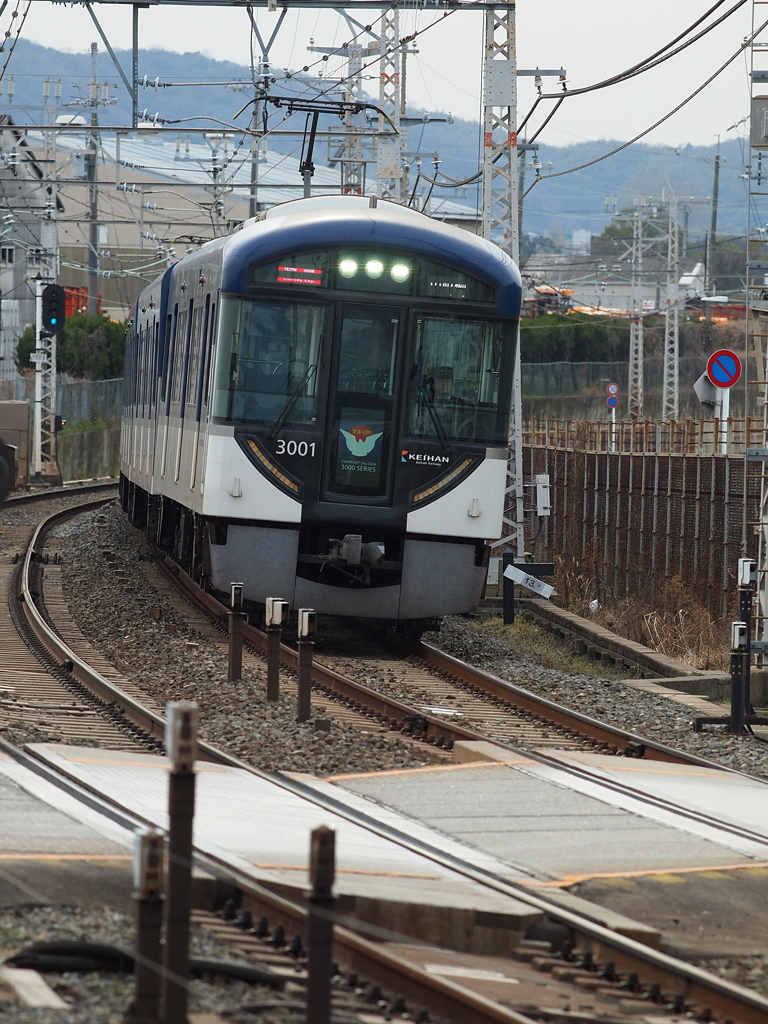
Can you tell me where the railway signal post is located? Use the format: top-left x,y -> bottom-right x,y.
694,559 -> 768,734
306,825 -> 336,1024
265,598 -> 289,701
162,701 -> 199,1024
127,830 -> 165,1024
297,609 -> 316,723
228,582 -> 245,683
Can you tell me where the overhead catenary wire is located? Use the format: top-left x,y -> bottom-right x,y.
522,17 -> 768,201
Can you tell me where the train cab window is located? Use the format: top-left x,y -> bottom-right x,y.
407,315 -> 514,446
326,306 -> 399,498
211,296 -> 325,424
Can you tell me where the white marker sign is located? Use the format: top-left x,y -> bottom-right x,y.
503,564 -> 554,599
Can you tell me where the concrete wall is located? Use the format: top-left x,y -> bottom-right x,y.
57,427 -> 121,483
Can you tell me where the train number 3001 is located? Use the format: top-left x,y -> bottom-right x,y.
275,439 -> 317,457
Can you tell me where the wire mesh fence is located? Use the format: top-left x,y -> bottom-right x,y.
524,419 -> 764,619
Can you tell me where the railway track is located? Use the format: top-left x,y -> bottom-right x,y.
157,556 -> 727,770
5,492 -> 768,1023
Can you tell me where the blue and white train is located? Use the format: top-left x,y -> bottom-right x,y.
120,195 -> 521,632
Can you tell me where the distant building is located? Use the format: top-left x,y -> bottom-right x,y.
522,251 -> 703,314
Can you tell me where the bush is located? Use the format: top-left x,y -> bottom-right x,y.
15,313 -> 127,379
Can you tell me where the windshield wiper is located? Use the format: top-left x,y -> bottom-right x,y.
417,382 -> 453,454
267,364 -> 318,440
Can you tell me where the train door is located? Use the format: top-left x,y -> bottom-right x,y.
320,304 -> 402,504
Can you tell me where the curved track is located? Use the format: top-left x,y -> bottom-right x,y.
5,493 -> 768,1024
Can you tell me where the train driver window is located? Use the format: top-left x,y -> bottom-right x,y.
211,297 -> 325,424
407,316 -> 514,445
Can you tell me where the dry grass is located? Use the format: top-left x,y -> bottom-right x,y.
552,559 -> 730,671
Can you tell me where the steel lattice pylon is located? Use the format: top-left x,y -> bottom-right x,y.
481,2 -> 523,558
661,197 -> 680,421
376,6 -> 402,201
628,207 -> 644,420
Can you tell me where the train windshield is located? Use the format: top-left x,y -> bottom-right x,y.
211,297 -> 325,424
407,316 -> 514,445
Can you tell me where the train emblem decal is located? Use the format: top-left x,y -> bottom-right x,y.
340,425 -> 383,457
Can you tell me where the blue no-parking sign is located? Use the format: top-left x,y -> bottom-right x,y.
706,349 -> 742,389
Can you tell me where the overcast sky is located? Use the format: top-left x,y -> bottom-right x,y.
18,0 -> 756,147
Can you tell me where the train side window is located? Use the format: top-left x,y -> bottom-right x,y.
195,294 -> 211,419
170,305 -> 188,405
163,307 -> 177,410
185,304 -> 204,409
202,300 -> 216,411
151,320 -> 159,410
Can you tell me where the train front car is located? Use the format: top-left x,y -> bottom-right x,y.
123,195 -> 522,630
207,196 -> 521,628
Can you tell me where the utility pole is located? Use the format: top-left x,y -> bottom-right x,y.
628,201 -> 644,420
708,137 -> 721,293
87,42 -> 99,315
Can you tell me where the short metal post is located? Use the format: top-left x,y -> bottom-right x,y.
126,831 -> 164,1024
306,825 -> 336,1024
730,651 -> 746,735
265,598 -> 289,702
267,626 -> 281,700
502,551 -> 514,624
297,608 -> 317,723
739,586 -> 753,716
162,702 -> 199,1024
228,581 -> 244,683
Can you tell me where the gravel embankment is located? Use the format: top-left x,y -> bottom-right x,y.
424,618 -> 768,779
50,503 -> 433,776
46,500 -> 768,779
0,906 -> 320,1023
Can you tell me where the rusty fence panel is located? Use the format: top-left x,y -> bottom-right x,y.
524,439 -> 763,618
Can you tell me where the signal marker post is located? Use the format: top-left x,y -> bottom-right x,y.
705,349 -> 741,454
502,556 -> 554,624
606,383 -> 619,452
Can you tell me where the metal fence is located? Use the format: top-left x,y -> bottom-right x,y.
524,422 -> 763,618
0,375 -> 123,425
524,416 -> 765,455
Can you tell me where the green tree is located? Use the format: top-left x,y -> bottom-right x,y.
520,311 -> 629,363
15,313 -> 127,379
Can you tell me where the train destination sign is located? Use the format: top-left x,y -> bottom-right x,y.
706,349 -> 742,388
503,564 -> 554,599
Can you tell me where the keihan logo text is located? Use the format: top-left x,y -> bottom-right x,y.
401,450 -> 450,465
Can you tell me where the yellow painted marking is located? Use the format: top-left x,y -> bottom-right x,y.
252,863 -> 440,879
739,867 -> 768,876
695,871 -> 732,881
327,759 -> 532,782
521,860 -> 768,888
0,854 -> 132,862
59,755 -> 227,772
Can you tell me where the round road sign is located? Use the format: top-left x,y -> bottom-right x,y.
606,395 -> 619,409
706,349 -> 742,389
606,382 -> 619,396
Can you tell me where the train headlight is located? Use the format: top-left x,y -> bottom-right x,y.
365,259 -> 384,279
339,259 -> 357,278
390,263 -> 410,283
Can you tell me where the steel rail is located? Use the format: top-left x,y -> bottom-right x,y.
4,480 -> 118,507
16,500 -> 768,1024
163,558 -> 732,771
